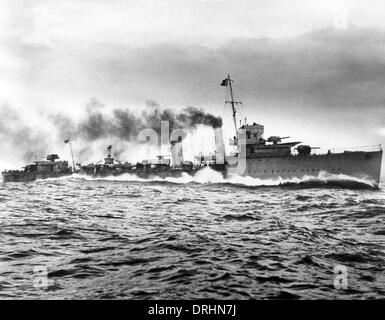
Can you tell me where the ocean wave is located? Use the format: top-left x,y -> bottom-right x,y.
68,167 -> 378,189
1,168 -> 384,299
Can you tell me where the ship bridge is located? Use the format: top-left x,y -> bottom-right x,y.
230,123 -> 301,158
229,123 -> 264,146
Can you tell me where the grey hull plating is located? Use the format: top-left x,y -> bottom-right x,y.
81,150 -> 382,187
2,172 -> 72,183
228,150 -> 383,185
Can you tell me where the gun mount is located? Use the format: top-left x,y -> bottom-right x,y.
267,136 -> 290,145
296,145 -> 320,156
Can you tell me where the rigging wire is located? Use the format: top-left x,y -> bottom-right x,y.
233,83 -> 384,104
190,80 -> 379,145
231,84 -> 374,142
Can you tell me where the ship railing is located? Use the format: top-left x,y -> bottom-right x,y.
311,144 -> 382,155
1,169 -> 24,174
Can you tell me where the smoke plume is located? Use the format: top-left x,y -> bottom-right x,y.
54,98 -> 222,142
0,99 -> 222,168
67,99 -> 222,141
0,105 -> 51,164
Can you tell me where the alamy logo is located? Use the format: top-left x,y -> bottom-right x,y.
333,6 -> 349,30
333,265 -> 348,290
137,120 -> 247,174
33,266 -> 49,290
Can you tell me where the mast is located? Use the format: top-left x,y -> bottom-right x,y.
223,74 -> 242,136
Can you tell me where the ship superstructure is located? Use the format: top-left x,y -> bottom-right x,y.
79,144 -> 225,178
2,154 -> 72,182
78,75 -> 382,185
221,74 -> 382,185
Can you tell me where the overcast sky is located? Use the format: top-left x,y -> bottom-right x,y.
0,0 -> 385,169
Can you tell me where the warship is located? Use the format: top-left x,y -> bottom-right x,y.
2,154 -> 72,183
79,145 -> 226,178
2,75 -> 382,185
220,74 -> 382,186
79,75 -> 382,186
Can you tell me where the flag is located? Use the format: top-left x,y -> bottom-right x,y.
220,78 -> 228,86
64,139 -> 70,144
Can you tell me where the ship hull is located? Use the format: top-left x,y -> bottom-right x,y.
83,169 -> 198,179
78,151 -> 382,187
228,150 -> 383,186
2,172 -> 72,183
80,164 -> 226,179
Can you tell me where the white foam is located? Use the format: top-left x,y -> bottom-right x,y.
68,167 -> 377,188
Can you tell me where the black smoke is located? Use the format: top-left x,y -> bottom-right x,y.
0,105 -> 50,162
0,99 -> 222,166
57,98 -> 223,142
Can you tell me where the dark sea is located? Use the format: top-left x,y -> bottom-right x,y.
0,168 -> 384,299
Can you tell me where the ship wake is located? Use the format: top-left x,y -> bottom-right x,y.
69,167 -> 379,189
